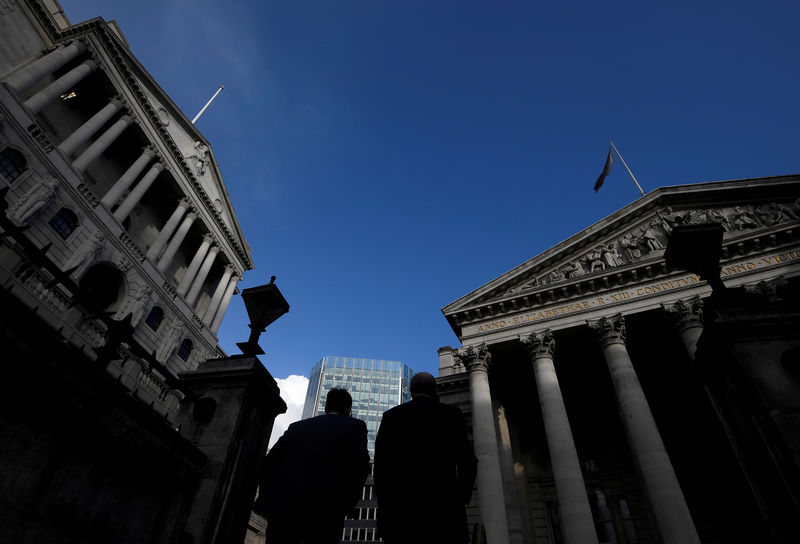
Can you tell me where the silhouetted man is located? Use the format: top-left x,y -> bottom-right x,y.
374,372 -> 478,544
254,388 -> 369,544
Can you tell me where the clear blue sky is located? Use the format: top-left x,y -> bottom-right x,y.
62,0 -> 800,381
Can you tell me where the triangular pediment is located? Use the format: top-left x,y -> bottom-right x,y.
443,175 -> 800,336
53,16 -> 253,270
140,87 -> 242,238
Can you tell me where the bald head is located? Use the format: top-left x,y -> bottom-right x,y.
409,372 -> 438,399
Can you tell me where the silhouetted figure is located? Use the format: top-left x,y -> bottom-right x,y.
374,372 -> 478,544
254,388 -> 369,544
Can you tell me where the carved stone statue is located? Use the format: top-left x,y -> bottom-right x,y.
621,233 -> 641,261
659,207 -> 683,231
127,286 -> 153,327
683,209 -> 708,224
186,141 -> 209,176
756,202 -> 797,226
602,243 -> 624,267
549,269 -> 563,283
586,248 -> 605,272
731,206 -> 759,230
12,179 -> 58,224
561,260 -> 584,279
67,231 -> 105,278
709,209 -> 731,231
157,317 -> 183,362
641,222 -> 664,251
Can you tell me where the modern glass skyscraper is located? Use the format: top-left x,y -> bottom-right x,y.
302,355 -> 415,455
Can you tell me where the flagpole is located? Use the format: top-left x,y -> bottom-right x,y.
609,140 -> 645,197
192,85 -> 224,125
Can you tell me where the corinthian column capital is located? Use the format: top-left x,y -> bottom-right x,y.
520,329 -> 555,359
662,297 -> 703,333
108,94 -> 125,109
454,343 -> 492,374
589,313 -> 626,347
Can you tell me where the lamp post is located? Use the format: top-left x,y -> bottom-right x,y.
177,276 -> 289,544
664,223 -> 726,291
236,276 -> 290,357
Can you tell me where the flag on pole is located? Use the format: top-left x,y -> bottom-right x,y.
594,146 -> 615,192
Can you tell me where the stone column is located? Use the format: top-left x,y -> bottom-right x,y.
521,330 -> 598,544
454,344 -> 510,544
495,404 -> 526,544
24,59 -> 97,113
589,314 -> 700,544
58,96 -> 123,155
147,197 -> 192,261
663,297 -> 704,362
72,114 -> 134,172
176,233 -> 213,293
101,145 -> 156,208
7,40 -> 87,94
113,160 -> 164,221
210,274 -> 239,333
186,244 -> 220,307
203,264 -> 235,326
157,212 -> 197,273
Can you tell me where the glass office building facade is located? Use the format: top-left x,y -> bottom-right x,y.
302,356 -> 415,455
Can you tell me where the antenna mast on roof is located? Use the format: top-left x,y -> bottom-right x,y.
191,85 -> 224,124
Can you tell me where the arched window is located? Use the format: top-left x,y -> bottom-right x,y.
0,147 -> 27,183
144,306 -> 164,331
48,208 -> 78,239
177,338 -> 193,361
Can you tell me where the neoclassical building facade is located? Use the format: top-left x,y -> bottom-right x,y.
0,0 -> 250,413
1,2 -> 285,543
438,175 -> 800,544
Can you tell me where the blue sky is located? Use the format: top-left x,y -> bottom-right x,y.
62,0 -> 800,382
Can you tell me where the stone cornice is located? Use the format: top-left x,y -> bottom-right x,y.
34,15 -> 253,271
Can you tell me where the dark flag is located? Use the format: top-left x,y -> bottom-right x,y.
594,147 -> 615,192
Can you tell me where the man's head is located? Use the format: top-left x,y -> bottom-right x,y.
325,388 -> 353,416
409,372 -> 438,399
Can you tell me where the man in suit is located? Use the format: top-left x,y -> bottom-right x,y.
374,372 -> 478,544
254,388 -> 369,544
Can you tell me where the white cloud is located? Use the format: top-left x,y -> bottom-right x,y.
268,374 -> 309,448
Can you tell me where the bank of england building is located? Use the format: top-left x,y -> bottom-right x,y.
438,175 -> 800,544
0,1 -> 285,542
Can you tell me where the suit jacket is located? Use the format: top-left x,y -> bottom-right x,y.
254,413 -> 370,518
374,395 -> 477,544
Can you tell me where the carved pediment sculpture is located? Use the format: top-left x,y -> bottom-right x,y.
526,201 -> 797,293
184,141 -> 210,177
446,190 -> 800,318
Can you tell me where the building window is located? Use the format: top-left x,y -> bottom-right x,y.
588,491 -> 615,542
616,497 -> 637,543
48,208 -> 78,239
0,147 -> 26,183
144,306 -> 164,331
545,500 -> 562,544
177,338 -> 193,360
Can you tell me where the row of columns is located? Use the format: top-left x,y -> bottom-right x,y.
8,42 -> 242,333
456,302 -> 705,544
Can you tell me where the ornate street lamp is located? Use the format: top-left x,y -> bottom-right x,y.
236,276 -> 290,357
664,222 -> 726,291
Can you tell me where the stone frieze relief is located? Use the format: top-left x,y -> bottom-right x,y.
509,200 -> 799,294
